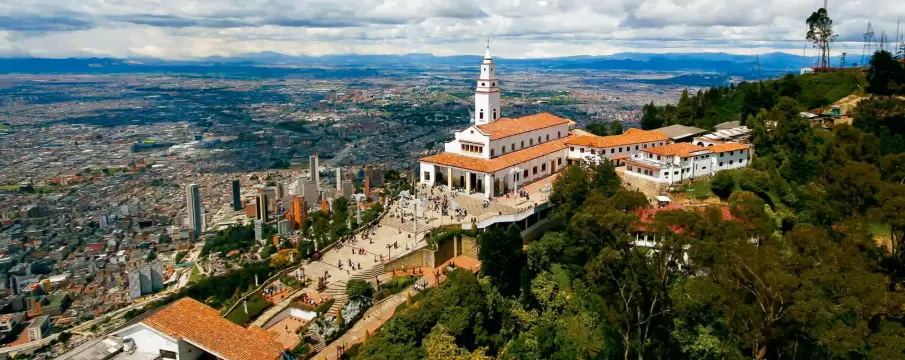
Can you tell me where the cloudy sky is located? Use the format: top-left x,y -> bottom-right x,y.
0,0 -> 902,59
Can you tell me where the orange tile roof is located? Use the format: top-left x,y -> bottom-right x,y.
707,142 -> 749,153
421,136 -> 572,173
143,298 -> 284,360
477,113 -> 571,140
566,128 -> 669,148
643,143 -> 708,158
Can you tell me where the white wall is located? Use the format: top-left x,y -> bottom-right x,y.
711,149 -> 749,171
490,124 -> 570,157
116,325 -> 179,357
446,126 -> 491,158
178,341 -> 204,360
419,162 -> 436,186
567,140 -> 667,161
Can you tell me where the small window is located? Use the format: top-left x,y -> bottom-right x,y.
729,160 -> 734,165
542,163 -> 546,171
479,110 -> 484,120
521,141 -> 525,148
492,82 -> 496,86
674,171 -> 678,175
635,145 -> 639,150
502,145 -> 506,153
720,153 -> 724,158
493,109 -> 497,120
618,147 -> 622,152
570,147 -> 574,151
481,82 -> 486,86
530,139 -> 534,145
719,162 -> 724,166
546,134 -> 550,141
490,149 -> 495,157
538,136 -> 542,143
533,166 -> 537,174
523,169 -> 528,178
643,144 -> 647,148
423,172 -> 431,181
656,155 -> 661,160
610,149 -> 615,154
730,151 -> 734,155
590,149 -> 596,154
580,148 -> 585,153
558,131 -> 561,138
627,165 -> 633,171
558,158 -> 562,165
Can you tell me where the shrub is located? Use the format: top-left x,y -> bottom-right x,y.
346,279 -> 374,299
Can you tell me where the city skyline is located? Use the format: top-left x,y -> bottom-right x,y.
0,0 -> 903,59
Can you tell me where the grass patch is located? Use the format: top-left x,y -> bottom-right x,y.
379,276 -> 418,295
686,180 -> 714,200
870,223 -> 892,237
189,265 -> 202,283
224,294 -> 271,325
394,288 -> 431,314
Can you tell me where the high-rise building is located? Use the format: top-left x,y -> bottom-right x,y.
290,196 -> 307,229
309,155 -> 320,185
128,262 -> 166,301
231,179 -> 242,211
185,184 -> 202,238
278,220 -> 290,235
364,175 -> 371,196
302,179 -> 319,206
276,182 -> 285,200
342,180 -> 354,199
254,220 -> 263,244
255,192 -> 269,221
336,167 -> 342,192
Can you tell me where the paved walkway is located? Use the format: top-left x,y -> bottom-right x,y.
314,269 -> 440,360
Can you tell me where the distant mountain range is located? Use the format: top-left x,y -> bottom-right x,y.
0,52 -> 815,78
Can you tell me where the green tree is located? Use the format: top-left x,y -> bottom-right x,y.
550,165 -> 590,218
806,7 -> 838,68
710,171 -> 736,199
867,50 -> 905,96
608,121 -> 624,135
346,279 -> 374,299
586,122 -> 608,136
590,160 -> 621,197
478,224 -> 524,296
641,101 -> 664,130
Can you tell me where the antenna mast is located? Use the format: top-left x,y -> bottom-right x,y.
862,22 -> 875,66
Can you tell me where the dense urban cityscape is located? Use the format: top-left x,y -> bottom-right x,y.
0,1 -> 904,359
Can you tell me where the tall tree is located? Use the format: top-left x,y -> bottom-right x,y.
586,122 -> 609,136
806,8 -> 838,68
608,121 -> 624,135
478,224 -> 525,296
641,102 -> 664,130
867,50 -> 905,96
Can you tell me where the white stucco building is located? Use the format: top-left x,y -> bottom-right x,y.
419,44 -> 677,197
112,298 -> 283,360
623,142 -> 750,184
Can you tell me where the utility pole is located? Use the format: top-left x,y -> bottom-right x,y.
840,52 -> 846,68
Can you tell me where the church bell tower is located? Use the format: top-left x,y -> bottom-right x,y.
474,41 -> 501,125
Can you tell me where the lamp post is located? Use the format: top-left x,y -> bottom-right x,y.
385,243 -> 392,259
509,167 -> 522,205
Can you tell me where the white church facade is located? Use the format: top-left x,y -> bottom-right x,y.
418,44 -> 750,197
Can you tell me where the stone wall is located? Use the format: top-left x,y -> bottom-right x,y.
384,249 -> 435,273
460,236 -> 479,259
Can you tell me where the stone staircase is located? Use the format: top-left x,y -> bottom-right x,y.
322,263 -> 385,318
305,326 -> 326,353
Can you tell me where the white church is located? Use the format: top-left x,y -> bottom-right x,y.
418,45 -> 751,196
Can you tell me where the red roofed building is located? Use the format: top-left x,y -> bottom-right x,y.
418,43 -> 681,198
624,141 -> 750,184
112,297 -> 285,360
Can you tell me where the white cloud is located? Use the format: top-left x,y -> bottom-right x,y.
0,0 -> 902,59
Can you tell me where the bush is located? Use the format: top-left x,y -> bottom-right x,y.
346,279 -> 374,299
378,275 -> 417,295
315,298 -> 335,314
710,171 -> 736,199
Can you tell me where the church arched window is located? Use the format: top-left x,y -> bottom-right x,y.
479,109 -> 484,120
493,109 -> 497,119
492,82 -> 496,86
481,82 -> 485,86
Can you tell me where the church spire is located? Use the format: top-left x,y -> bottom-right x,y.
474,41 -> 500,125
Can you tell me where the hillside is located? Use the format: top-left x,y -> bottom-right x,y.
640,69 -> 865,130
